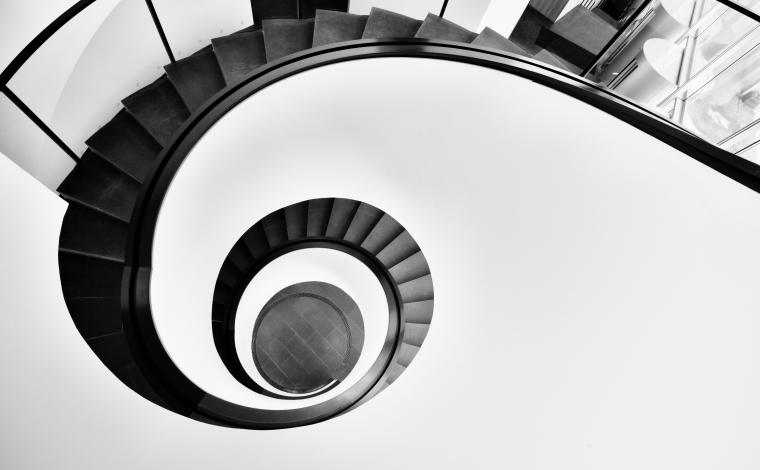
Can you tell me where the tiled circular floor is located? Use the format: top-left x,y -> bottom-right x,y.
252,282 -> 364,394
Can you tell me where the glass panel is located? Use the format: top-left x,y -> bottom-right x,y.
691,6 -> 758,73
0,93 -> 76,191
152,0 -> 253,60
682,39 -> 760,143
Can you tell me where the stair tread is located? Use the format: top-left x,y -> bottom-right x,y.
65,297 -> 123,339
403,299 -> 434,324
242,224 -> 270,259
361,213 -> 403,254
261,210 -> 288,249
59,251 -> 124,298
165,47 -> 227,112
87,330 -> 134,370
313,10 -> 368,47
59,203 -> 129,262
86,110 -> 161,183
376,231 -> 419,268
307,198 -> 333,237
403,322 -> 430,347
325,198 -> 358,238
343,203 -> 383,244
473,27 -> 529,55
284,201 -> 308,240
262,19 -> 315,62
122,76 -> 190,147
211,31 -> 267,84
389,251 -> 430,285
362,7 -> 422,39
398,273 -> 434,303
57,151 -> 141,223
415,13 -> 477,42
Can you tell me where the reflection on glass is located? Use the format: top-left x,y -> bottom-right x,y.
692,7 -> 757,73
683,42 -> 760,142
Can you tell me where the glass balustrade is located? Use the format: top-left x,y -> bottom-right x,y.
2,0 -> 760,187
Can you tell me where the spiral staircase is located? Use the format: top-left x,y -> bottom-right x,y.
54,3 -> 529,428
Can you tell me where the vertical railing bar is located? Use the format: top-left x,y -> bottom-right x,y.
1,85 -> 80,163
144,0 -> 176,63
439,0 -> 450,18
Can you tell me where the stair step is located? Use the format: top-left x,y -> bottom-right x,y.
86,110 -> 161,183
228,241 -> 256,272
299,0 -> 350,19
404,299 -> 434,324
403,323 -> 430,347
59,203 -> 129,262
165,47 -> 227,112
472,27 -> 528,55
65,297 -> 123,339
253,0 -> 298,22
325,198 -> 358,238
242,224 -> 270,259
307,198 -> 333,237
385,362 -> 406,385
218,257 -> 241,287
376,231 -> 419,268
211,31 -> 267,84
122,76 -> 190,147
397,274 -> 433,303
361,213 -> 403,254
362,7 -> 422,39
87,331 -> 134,370
213,280 -> 235,306
284,200 -> 308,240
261,210 -> 288,249
389,251 -> 430,285
262,19 -> 315,62
58,151 -> 141,223
397,342 -> 421,367
414,13 -> 477,42
59,251 -> 124,298
113,363 -> 169,407
343,203 -> 383,244
313,10 -> 368,47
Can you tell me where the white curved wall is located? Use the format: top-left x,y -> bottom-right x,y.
2,57 -> 760,469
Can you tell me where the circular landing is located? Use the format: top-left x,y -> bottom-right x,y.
252,282 -> 363,394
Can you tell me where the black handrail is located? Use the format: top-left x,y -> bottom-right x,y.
115,38 -> 760,428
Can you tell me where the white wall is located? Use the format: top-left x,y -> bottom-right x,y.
2,58 -> 756,469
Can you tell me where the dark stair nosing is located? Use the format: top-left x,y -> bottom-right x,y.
414,13 -> 478,42
165,46 -> 227,113
326,198 -> 359,239
343,203 -> 383,244
262,19 -> 315,62
472,27 -> 529,55
59,250 -> 124,298
307,198 -> 333,237
261,210 -> 289,248
403,299 -> 434,324
211,31 -> 267,85
65,297 -> 123,339
57,151 -> 141,223
284,201 -> 309,240
362,7 -> 423,39
58,247 -> 125,265
122,75 -> 191,147
59,203 -> 129,262
242,224 -> 270,259
403,323 -> 430,347
85,109 -> 162,183
389,251 -> 430,285
312,10 -> 368,47
397,274 -> 434,303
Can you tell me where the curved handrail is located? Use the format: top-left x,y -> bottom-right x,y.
0,0 -> 99,87
120,38 -> 760,428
